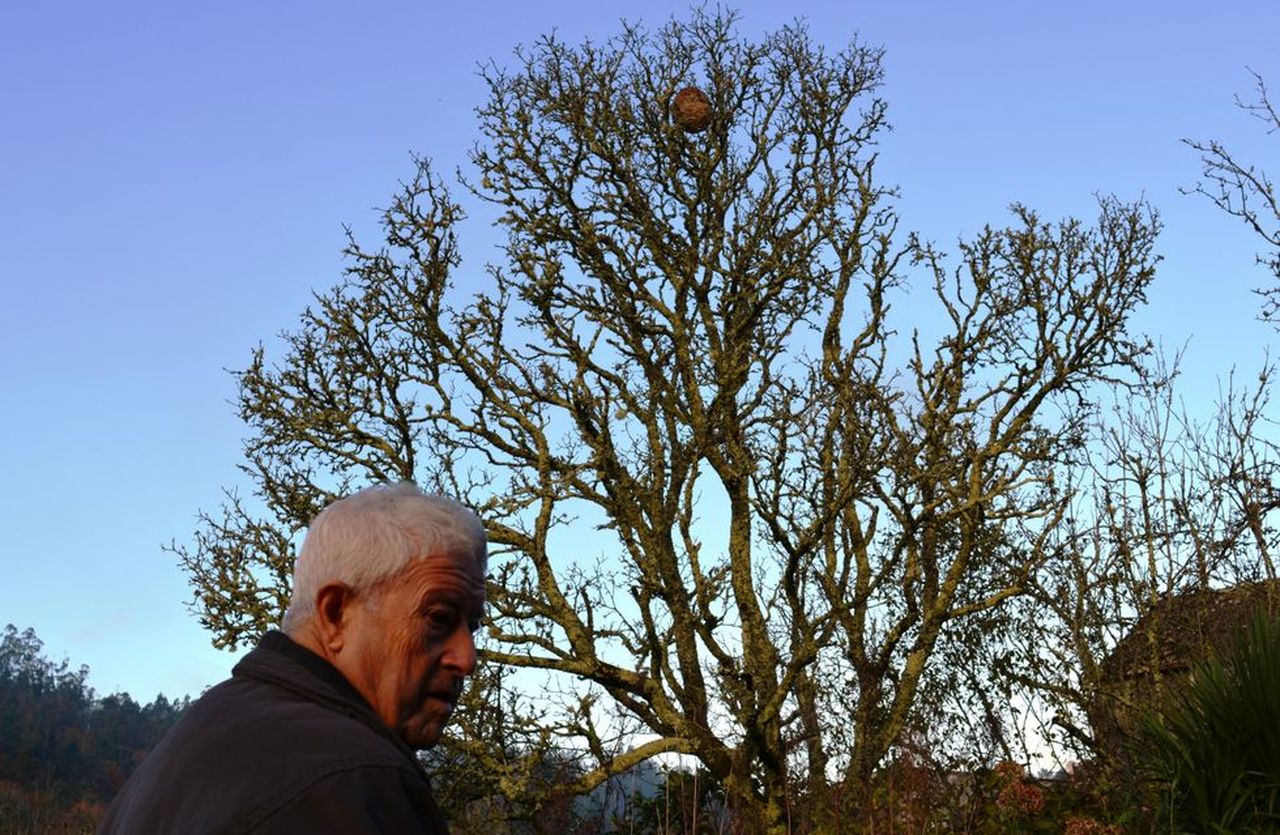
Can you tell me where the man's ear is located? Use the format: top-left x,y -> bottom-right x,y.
312,583 -> 357,652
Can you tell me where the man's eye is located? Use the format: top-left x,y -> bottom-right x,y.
425,609 -> 457,630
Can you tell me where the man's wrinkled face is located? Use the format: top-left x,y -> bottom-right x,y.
339,552 -> 486,750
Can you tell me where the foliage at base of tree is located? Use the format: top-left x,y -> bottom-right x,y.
1140,609 -> 1280,833
0,782 -> 103,835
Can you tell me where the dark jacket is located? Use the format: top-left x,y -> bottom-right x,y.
99,631 -> 449,834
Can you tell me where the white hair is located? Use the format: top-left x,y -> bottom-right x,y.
281,483 -> 487,634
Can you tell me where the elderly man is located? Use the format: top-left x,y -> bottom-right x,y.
100,483 -> 487,834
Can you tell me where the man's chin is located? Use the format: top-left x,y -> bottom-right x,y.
400,705 -> 453,749
400,725 -> 442,750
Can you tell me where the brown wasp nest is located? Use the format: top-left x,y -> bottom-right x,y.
671,86 -> 712,133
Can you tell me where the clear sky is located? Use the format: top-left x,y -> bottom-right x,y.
1,0 -> 1277,702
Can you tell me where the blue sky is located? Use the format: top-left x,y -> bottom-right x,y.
1,0 -> 1276,701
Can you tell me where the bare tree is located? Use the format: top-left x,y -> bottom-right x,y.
962,74 -> 1280,798
1185,70 -> 1280,320
175,10 -> 1161,830
976,355 -> 1280,808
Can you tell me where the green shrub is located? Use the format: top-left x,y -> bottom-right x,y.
1140,608 -> 1280,832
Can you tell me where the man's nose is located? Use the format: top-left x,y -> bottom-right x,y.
446,627 -> 477,676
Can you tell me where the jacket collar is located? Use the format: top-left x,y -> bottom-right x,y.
233,630 -> 429,775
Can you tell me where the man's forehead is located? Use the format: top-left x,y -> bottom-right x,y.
405,553 -> 486,595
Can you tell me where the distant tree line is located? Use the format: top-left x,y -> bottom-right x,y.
0,624 -> 189,834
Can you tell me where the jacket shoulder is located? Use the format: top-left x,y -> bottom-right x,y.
100,667 -> 434,834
